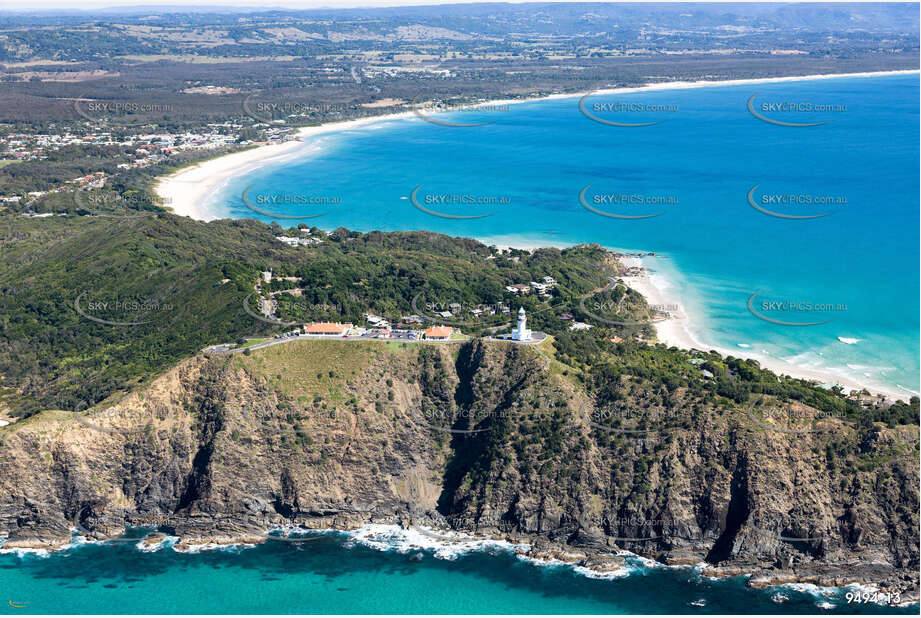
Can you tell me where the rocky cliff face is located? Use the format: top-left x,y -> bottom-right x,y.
0,339 -> 917,596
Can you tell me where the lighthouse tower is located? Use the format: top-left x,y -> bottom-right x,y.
512,306 -> 532,341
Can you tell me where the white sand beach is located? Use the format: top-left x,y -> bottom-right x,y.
156,113 -> 416,221
571,68 -> 919,98
618,256 -> 912,402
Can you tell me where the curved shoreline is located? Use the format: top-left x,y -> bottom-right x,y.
154,68 -> 919,402
155,68 -> 918,222
619,256 -> 914,401
156,113 -> 416,221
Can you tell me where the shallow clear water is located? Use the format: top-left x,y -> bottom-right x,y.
2,532 -> 916,614
208,73 -> 920,395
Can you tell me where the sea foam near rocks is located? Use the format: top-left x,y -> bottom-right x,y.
343,523 -> 526,561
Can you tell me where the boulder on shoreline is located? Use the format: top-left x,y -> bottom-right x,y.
141,532 -> 168,548
2,528 -> 72,552
580,554 -> 627,573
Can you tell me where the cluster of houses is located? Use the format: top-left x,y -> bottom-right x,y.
253,273 -> 569,345
846,390 -> 896,410
0,121 -> 298,203
360,313 -> 453,339
422,304 -> 512,320
254,276 -> 457,341
0,127 -> 244,166
71,172 -> 107,188
113,130 -> 241,170
0,132 -> 114,162
3,171 -> 108,207
505,276 -> 556,297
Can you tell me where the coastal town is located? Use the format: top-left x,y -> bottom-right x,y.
0,121 -> 298,210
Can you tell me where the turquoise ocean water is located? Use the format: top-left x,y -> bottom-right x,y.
206,72 -> 920,396
1,530 -> 916,614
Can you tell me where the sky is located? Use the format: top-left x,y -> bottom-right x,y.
8,0 -> 603,9
0,0 -> 885,12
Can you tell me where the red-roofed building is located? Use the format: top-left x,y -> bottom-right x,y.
304,322 -> 353,336
425,326 -> 453,340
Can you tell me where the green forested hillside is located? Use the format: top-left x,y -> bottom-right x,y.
0,213 -> 639,415
1,213 -> 916,429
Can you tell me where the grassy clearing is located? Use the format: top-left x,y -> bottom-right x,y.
381,341 -> 415,353
242,337 -> 273,347
0,409 -> 71,442
536,336 -> 580,377
237,339 -> 377,401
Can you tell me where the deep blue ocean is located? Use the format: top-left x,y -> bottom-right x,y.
206,73 -> 920,396
2,529 -> 917,614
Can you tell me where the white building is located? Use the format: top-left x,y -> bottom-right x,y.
511,307 -> 532,341
365,314 -> 385,325
275,235 -> 323,246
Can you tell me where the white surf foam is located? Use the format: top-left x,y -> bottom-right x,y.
0,537 -> 51,558
343,524 -> 526,561
771,592 -> 789,603
172,541 -> 256,554
342,525 -> 654,581
571,563 -> 633,580
0,547 -> 51,557
136,535 -> 178,553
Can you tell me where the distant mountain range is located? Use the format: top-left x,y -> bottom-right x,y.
1,2 -> 918,35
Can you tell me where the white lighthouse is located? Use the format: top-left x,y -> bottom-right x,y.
511,306 -> 532,341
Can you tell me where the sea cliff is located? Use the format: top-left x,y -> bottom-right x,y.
1,339 -> 916,599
